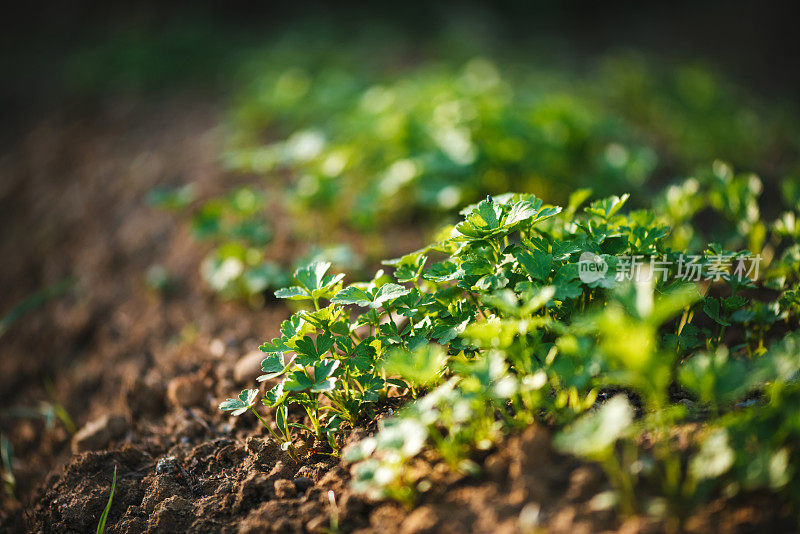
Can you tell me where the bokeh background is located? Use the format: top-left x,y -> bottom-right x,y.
3,1 -> 800,136
1,0 -> 799,526
4,0 -> 799,301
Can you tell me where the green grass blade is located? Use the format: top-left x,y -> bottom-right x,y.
96,465 -> 117,534
0,278 -> 75,339
1,433 -> 15,496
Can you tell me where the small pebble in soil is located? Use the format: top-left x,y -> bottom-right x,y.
209,338 -> 225,357
156,456 -> 181,475
519,502 -> 542,529
167,373 -> 208,408
234,350 -> 266,384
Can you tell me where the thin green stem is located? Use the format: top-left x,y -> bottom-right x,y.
468,291 -> 489,320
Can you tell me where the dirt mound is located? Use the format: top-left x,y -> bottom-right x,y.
29,422 -> 599,533
33,434 -> 345,533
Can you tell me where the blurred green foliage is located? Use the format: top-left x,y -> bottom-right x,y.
223,42 -> 798,232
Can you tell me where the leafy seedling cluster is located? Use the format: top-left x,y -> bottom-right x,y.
225,48 -> 800,233
149,185 -> 286,303
220,175 -> 800,526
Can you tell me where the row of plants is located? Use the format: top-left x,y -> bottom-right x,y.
147,184 -> 362,304
221,173 -> 800,526
150,157 -> 796,312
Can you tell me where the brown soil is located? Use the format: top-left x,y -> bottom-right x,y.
0,96 -> 792,533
